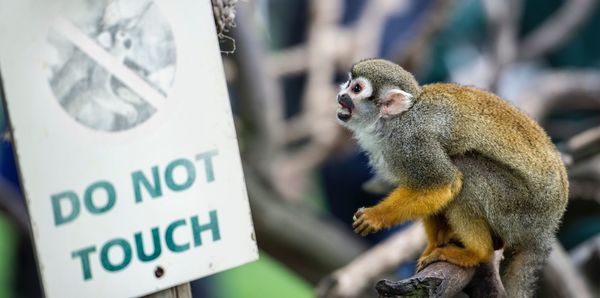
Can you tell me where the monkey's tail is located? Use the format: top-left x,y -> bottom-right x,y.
502,237 -> 552,298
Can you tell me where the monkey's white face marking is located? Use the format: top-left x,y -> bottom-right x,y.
338,72 -> 352,90
336,76 -> 373,122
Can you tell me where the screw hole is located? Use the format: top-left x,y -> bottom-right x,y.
154,266 -> 165,278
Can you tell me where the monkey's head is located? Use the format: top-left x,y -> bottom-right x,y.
337,59 -> 421,130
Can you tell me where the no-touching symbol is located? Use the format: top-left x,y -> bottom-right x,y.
44,0 -> 176,132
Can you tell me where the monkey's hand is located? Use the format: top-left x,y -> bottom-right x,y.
352,207 -> 384,236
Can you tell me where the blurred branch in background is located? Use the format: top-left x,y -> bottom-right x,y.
245,172 -> 368,283
541,241 -> 593,298
481,0 -> 598,91
395,0 -> 456,73
519,0 -> 599,60
232,3 -> 284,181
569,235 -> 600,294
232,3 -> 369,284
316,223 -> 426,298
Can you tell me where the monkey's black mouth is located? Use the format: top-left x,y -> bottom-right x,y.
337,109 -> 352,121
337,94 -> 354,122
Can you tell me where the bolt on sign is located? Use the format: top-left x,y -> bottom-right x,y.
0,0 -> 258,297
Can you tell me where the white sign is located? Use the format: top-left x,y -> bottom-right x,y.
0,0 -> 258,297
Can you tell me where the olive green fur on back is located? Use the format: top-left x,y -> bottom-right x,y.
421,83 -> 568,198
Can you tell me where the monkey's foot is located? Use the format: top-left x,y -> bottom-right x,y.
417,246 -> 489,272
418,243 -> 439,263
352,207 -> 383,236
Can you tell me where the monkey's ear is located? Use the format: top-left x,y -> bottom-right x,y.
380,89 -> 413,118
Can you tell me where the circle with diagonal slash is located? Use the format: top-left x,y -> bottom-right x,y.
44,0 -> 176,132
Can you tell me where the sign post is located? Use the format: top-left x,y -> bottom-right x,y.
0,0 -> 258,297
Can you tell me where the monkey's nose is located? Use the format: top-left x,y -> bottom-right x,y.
337,93 -> 349,102
337,93 -> 354,110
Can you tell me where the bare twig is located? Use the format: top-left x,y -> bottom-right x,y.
212,0 -> 237,37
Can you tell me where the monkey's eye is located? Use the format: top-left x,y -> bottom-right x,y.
352,84 -> 362,93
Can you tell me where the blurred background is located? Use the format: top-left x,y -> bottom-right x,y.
1,0 -> 600,297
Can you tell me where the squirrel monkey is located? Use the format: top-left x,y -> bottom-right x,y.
337,59 -> 568,297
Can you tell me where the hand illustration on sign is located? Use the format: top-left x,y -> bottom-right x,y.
45,0 -> 176,132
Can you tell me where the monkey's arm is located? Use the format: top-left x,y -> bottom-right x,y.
353,138 -> 462,236
362,176 -> 396,194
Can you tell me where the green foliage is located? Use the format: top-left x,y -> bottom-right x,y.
0,215 -> 18,298
214,251 -> 312,298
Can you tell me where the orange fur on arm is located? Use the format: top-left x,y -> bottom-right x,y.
366,174 -> 462,229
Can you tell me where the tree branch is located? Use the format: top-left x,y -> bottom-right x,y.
348,0 -> 411,64
565,126 -> 600,165
518,71 -> 600,121
270,0 -> 345,200
519,0 -> 599,61
569,234 -> 600,296
268,45 -> 309,78
542,240 -> 594,298
373,251 -> 505,298
373,239 -> 594,298
315,222 -> 426,298
482,0 -> 523,90
375,262 -> 476,298
232,3 -> 284,177
245,171 -> 368,283
395,0 -> 456,74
